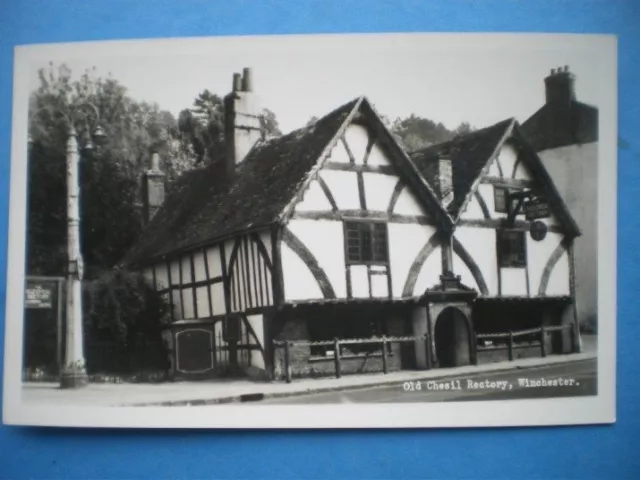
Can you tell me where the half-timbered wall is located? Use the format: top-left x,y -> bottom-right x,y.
284,122 -> 441,302
454,139 -> 571,298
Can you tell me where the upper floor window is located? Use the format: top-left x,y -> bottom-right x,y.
494,186 -> 525,216
498,230 -> 527,268
494,187 -> 509,213
345,221 -> 388,264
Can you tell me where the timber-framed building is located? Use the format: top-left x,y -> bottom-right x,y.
123,68 -> 582,380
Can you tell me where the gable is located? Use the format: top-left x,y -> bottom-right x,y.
283,98 -> 451,228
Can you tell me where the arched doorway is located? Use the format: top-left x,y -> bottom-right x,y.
434,307 -> 472,367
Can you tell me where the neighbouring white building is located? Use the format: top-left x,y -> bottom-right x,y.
521,66 -> 598,332
123,68 -> 582,380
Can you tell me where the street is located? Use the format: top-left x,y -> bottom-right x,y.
257,359 -> 597,404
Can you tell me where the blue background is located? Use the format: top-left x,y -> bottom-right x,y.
0,1 -> 638,478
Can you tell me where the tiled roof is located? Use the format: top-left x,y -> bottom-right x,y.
520,100 -> 598,152
123,98 -> 360,265
409,118 -> 515,220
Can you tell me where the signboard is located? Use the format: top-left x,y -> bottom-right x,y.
530,220 -> 548,242
524,198 -> 551,221
25,282 -> 55,309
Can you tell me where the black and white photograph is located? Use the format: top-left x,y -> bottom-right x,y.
3,33 -> 616,428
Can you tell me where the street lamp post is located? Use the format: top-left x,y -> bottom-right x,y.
30,101 -> 106,389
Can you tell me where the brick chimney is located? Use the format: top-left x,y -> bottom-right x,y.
223,67 -> 263,177
544,65 -> 576,106
437,151 -> 454,207
143,152 -> 165,223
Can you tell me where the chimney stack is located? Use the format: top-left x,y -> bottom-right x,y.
437,151 -> 454,207
224,67 -> 263,177
143,152 -> 165,223
544,65 -> 576,106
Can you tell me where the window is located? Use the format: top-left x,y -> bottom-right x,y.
494,186 -> 525,216
498,230 -> 527,268
345,221 -> 388,264
494,186 -> 509,213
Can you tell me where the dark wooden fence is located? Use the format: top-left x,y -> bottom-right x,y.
476,324 -> 576,361
273,335 -> 429,383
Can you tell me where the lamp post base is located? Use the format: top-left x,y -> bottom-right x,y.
60,368 -> 89,389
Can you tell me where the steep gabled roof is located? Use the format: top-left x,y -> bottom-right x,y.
409,119 -> 581,237
410,118 -> 515,220
123,98 -> 361,266
520,100 -> 598,152
123,96 -> 453,267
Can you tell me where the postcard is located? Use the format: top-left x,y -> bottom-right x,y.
2,33 -> 616,428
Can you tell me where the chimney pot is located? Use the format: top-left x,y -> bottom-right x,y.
151,152 -> 161,171
242,67 -> 253,92
233,73 -> 242,92
143,152 -> 165,223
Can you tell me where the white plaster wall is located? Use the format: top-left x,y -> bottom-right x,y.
281,242 -> 323,301
371,273 -> 389,297
477,184 -> 495,212
498,143 -> 519,178
527,232 -> 564,296
546,251 -> 571,296
487,155 -> 503,177
367,141 -> 391,166
454,227 -> 498,295
192,250 -> 207,282
453,253 -> 479,293
182,288 -> 195,319
259,231 -> 272,262
459,193 -> 486,220
246,314 -> 265,369
206,245 -> 223,278
326,136 -> 351,163
350,265 -> 369,298
500,269 -> 528,296
170,260 -> 180,286
414,245 -> 442,295
210,283 -> 226,315
319,170 -> 360,210
343,124 -> 369,164
388,223 -> 437,298
363,172 -> 397,212
295,178 -> 333,212
538,142 -> 598,327
392,187 -> 425,216
181,256 -> 192,283
195,285 -> 209,318
287,219 -> 347,298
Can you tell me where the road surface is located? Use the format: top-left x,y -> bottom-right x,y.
258,358 -> 597,404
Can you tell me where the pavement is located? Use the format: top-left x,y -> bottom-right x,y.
258,358 -> 597,404
21,334 -> 597,408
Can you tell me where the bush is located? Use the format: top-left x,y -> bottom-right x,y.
83,269 -> 171,374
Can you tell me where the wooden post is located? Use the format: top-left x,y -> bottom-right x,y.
570,324 -> 576,353
381,336 -> 388,374
540,326 -> 547,358
284,342 -> 292,383
508,331 -> 514,361
424,335 -> 432,370
334,338 -> 341,379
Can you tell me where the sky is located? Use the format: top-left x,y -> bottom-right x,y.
23,33 -> 609,134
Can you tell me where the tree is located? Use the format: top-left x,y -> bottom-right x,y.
27,63 -> 192,277
178,89 -> 282,165
390,115 -> 475,152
